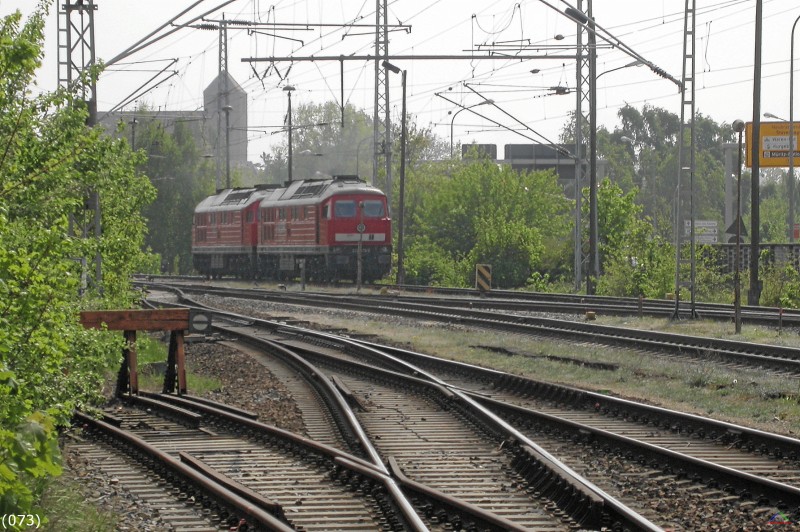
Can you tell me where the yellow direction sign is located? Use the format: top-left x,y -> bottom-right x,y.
475,264 -> 492,293
745,121 -> 800,168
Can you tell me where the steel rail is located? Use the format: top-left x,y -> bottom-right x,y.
136,391 -> 429,531
73,411 -> 295,531
145,285 -> 654,528
476,394 -> 800,508
134,275 -> 800,326
144,284 -> 800,460
160,283 -> 800,373
189,312 -> 660,530
262,324 -> 800,522
351,337 -> 800,463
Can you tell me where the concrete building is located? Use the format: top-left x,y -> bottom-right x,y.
99,71 -> 248,187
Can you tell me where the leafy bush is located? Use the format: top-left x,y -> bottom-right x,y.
594,179 -> 674,298
404,238 -> 469,287
760,260 -> 800,309
526,272 -> 553,292
468,217 -> 543,287
693,248 -> 734,303
404,159 -> 571,289
0,6 -> 154,521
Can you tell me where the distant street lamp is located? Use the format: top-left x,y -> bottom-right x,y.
765,16 -> 800,244
732,119 -> 745,334
283,85 -> 296,182
596,59 -> 643,82
449,100 -> 493,158
382,60 -> 407,285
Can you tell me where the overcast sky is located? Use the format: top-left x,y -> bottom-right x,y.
3,0 -> 799,163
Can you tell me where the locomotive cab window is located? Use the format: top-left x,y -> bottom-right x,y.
334,200 -> 356,218
362,200 -> 385,218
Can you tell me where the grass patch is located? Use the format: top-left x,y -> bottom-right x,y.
133,335 -> 223,394
186,372 -> 224,394
37,474 -> 117,531
136,366 -> 223,394
596,315 -> 800,348
136,333 -> 169,364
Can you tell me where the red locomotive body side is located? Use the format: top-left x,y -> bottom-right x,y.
243,202 -> 260,247
192,176 -> 392,282
192,186 -> 273,278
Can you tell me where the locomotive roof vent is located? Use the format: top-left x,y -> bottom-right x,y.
291,182 -> 327,199
221,189 -> 257,205
333,174 -> 364,183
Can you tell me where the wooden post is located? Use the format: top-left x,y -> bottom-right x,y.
163,332 -> 177,394
80,309 -> 192,397
174,331 -> 187,395
124,330 -> 138,395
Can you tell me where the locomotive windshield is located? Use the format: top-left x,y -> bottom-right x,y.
334,200 -> 356,218
333,199 -> 385,218
362,200 -> 385,217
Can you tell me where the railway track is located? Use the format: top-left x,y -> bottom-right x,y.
139,283 -> 800,528
389,284 -> 800,327
75,395 -> 428,531
74,339 -> 647,530
251,324 -> 800,528
143,282 -> 800,377
135,274 -> 800,327
207,324 -> 657,530
89,283 -> 798,527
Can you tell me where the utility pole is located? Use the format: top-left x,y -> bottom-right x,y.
672,0 -> 698,319
749,0 -> 764,306
217,18 -> 228,191
573,0 -> 588,292
284,85 -> 295,182
58,0 -> 101,294
566,2 -> 596,294
374,0 -> 391,204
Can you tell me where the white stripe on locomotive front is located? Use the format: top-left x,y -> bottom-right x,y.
334,233 -> 387,242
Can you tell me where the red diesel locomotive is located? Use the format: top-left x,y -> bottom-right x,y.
192,175 -> 392,281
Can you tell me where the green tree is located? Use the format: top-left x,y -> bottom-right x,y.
0,4 -> 155,520
405,159 -> 571,287
565,104 -> 735,242
758,170 -> 792,243
592,178 -> 674,297
125,116 -> 215,273
260,102 -> 374,183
